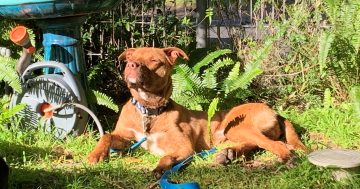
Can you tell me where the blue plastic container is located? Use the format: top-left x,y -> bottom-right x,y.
0,0 -> 122,137
0,0 -> 122,89
0,0 -> 121,19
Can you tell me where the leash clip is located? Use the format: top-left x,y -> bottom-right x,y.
109,137 -> 147,154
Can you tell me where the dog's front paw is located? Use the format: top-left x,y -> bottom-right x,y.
152,167 -> 165,179
87,150 -> 109,164
152,155 -> 177,179
214,148 -> 235,165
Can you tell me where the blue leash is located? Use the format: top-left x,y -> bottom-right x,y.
110,138 -> 217,189
109,137 -> 147,154
159,148 -> 217,189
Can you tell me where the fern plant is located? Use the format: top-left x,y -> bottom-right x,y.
86,63 -> 120,113
172,49 -> 232,110
0,55 -> 22,93
323,88 -> 333,109
172,21 -> 287,111
321,0 -> 360,91
0,95 -> 25,126
87,90 -> 119,113
171,48 -> 262,111
318,31 -> 334,77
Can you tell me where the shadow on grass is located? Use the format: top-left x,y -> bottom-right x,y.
9,165 -> 152,189
0,140 -> 51,164
170,158 -> 360,189
0,140 -> 156,189
3,141 -> 359,189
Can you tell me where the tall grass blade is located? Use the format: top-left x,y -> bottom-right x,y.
350,86 -> 360,118
207,97 -> 219,145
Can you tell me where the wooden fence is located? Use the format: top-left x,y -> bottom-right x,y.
84,0 -> 290,60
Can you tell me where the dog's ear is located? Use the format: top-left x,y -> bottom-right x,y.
118,48 -> 136,61
162,47 -> 189,65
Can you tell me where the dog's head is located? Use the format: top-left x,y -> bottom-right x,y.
118,47 -> 188,107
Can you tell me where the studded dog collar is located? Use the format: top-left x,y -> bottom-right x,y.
130,98 -> 168,116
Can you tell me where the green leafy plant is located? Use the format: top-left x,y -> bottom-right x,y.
0,56 -> 21,93
322,0 -> 360,93
292,0 -> 360,102
0,95 -> 26,127
205,8 -> 214,25
207,97 -> 219,145
206,0 -> 360,107
323,88 -> 333,109
350,86 -> 360,119
171,49 -> 232,110
88,90 -> 119,113
86,61 -> 121,113
171,19 -> 287,110
0,104 -> 26,126
318,31 -> 334,77
172,47 -> 263,110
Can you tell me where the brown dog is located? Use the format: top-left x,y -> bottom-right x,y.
88,47 -> 306,178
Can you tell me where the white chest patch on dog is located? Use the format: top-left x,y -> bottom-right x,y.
128,77 -> 137,84
128,128 -> 166,156
138,88 -> 149,100
142,132 -> 166,156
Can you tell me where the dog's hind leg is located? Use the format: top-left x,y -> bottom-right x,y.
214,141 -> 258,165
88,133 -> 131,164
278,116 -> 307,152
225,125 -> 294,162
243,130 -> 293,162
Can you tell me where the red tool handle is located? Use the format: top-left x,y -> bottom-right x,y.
10,26 -> 35,54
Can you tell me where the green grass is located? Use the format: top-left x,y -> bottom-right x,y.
1,104 -> 360,189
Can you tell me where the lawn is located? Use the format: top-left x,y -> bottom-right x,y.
1,104 -> 360,189
1,0 -> 360,188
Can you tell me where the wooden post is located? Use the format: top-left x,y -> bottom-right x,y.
196,0 -> 208,48
250,0 -> 253,23
162,0 -> 166,47
141,0 -> 145,46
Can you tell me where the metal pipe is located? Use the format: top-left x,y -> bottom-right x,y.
16,48 -> 32,75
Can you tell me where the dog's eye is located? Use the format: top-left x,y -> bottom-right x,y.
147,59 -> 161,68
151,59 -> 158,63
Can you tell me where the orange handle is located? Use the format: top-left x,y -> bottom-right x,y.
10,26 -> 35,54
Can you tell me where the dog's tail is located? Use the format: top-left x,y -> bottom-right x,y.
278,115 -> 308,152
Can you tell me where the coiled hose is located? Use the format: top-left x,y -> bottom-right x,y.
44,103 -> 104,137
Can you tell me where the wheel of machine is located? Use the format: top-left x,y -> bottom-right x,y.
10,61 -> 88,138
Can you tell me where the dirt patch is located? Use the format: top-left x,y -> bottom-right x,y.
308,132 -> 340,149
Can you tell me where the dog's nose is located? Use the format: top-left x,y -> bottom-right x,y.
127,61 -> 140,68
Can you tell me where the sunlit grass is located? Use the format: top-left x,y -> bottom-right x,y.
1,104 -> 360,188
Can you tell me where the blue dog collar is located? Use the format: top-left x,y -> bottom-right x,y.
131,98 -> 168,116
